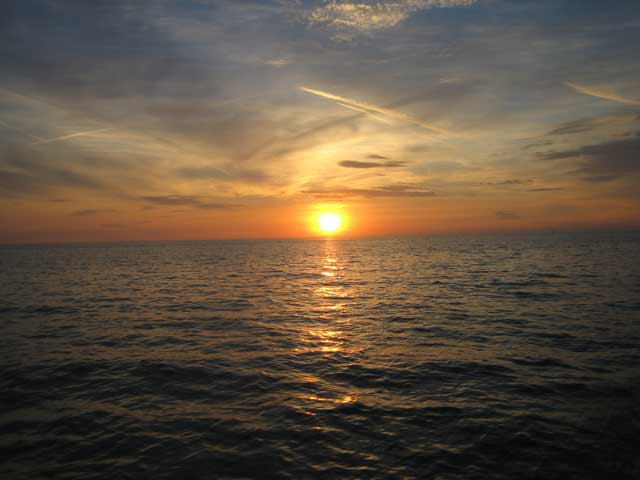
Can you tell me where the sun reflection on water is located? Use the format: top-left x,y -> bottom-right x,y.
321,256 -> 338,277
306,394 -> 357,404
305,242 -> 352,352
294,241 -> 360,410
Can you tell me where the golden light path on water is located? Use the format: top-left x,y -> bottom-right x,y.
300,240 -> 359,406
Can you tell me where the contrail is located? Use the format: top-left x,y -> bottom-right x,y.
336,103 -> 394,125
0,119 -> 45,142
31,128 -> 112,145
0,86 -> 203,157
243,89 -> 446,162
299,86 -> 452,135
566,82 -> 640,106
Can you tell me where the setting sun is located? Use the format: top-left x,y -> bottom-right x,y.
317,213 -> 342,234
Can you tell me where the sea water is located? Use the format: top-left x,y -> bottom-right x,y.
1,233 -> 639,478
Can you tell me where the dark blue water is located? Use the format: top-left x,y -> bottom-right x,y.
1,233 -> 639,479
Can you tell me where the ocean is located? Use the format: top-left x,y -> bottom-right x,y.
1,233 -> 639,479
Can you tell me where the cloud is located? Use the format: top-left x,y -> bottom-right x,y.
0,119 -> 45,142
522,140 -> 553,150
300,86 -> 451,135
546,113 -> 640,136
496,210 -> 520,220
264,57 -> 292,67
244,88 -> 448,163
196,202 -> 242,210
176,165 -> 270,184
547,120 -> 597,136
367,154 -> 391,160
31,128 -> 112,146
540,136 -> 640,182
72,209 -> 118,216
477,179 -> 533,187
141,195 -> 201,206
175,167 -> 230,180
0,145 -> 106,197
339,160 -> 407,168
140,195 -> 242,209
305,0 -> 477,39
336,101 -> 395,124
566,82 -> 640,106
303,183 -> 436,198
579,174 -> 619,183
414,160 -> 469,175
0,85 -> 229,166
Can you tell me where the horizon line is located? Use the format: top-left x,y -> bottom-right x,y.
1,225 -> 639,248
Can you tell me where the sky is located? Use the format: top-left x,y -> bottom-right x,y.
1,0 -> 640,243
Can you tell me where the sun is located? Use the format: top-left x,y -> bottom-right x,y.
317,213 -> 342,234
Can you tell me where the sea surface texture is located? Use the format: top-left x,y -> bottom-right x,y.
1,233 -> 639,479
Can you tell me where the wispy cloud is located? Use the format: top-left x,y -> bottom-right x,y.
539,136 -> 640,182
300,86 -> 452,135
264,57 -> 292,67
476,179 -> 533,187
0,145 -> 107,197
176,165 -> 270,184
31,128 -> 112,146
72,209 -> 118,216
566,82 -> 640,106
303,183 -> 436,198
244,89 -> 449,162
141,195 -> 242,209
196,202 -> 242,210
0,119 -> 45,143
528,187 -> 563,192
101,223 -> 126,229
496,210 -> 520,220
0,86 -> 204,159
336,102 -> 395,124
339,160 -> 407,168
